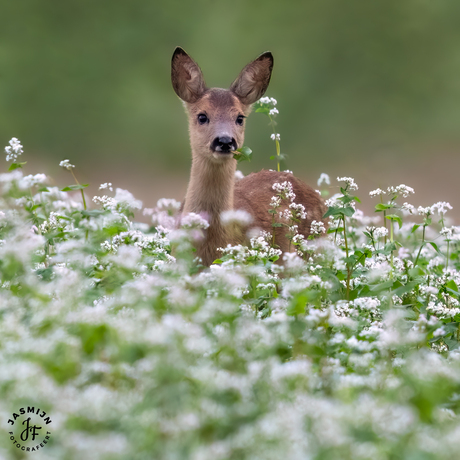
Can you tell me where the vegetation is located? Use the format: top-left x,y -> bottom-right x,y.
2,106 -> 460,458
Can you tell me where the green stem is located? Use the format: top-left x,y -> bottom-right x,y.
268,115 -> 280,172
446,240 -> 450,271
390,219 -> 394,277
343,216 -> 351,301
70,170 -> 87,210
414,225 -> 426,266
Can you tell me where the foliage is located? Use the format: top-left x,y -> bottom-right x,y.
1,137 -> 460,460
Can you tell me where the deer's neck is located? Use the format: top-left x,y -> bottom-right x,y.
183,154 -> 236,219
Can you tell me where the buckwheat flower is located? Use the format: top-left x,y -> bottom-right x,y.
259,96 -> 271,104
99,182 -> 113,191
317,173 -> 330,186
59,159 -> 75,170
270,133 -> 281,141
156,198 -> 181,212
289,202 -> 307,219
181,212 -> 209,229
220,209 -> 253,226
114,188 -> 142,209
431,201 -> 453,215
19,173 -> 47,189
417,206 -> 432,217
270,97 -> 277,105
369,188 -> 385,197
310,220 -> 326,235
337,176 -> 358,190
401,202 -> 416,214
387,184 -> 415,198
433,326 -> 447,337
440,227 -> 454,239
374,227 -> 389,239
270,195 -> 281,208
272,181 -> 296,201
269,108 -> 279,116
4,137 -> 23,162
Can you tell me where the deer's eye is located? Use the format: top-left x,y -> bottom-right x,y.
236,115 -> 245,126
197,113 -> 209,125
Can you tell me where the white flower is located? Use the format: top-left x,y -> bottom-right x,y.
387,184 -> 415,198
417,206 -> 432,217
440,227 -> 454,239
272,181 -> 296,202
337,176 -> 358,190
19,174 -> 47,189
59,159 -> 75,170
310,220 -> 326,235
181,212 -> 209,229
317,173 -> 330,186
270,133 -> 280,141
4,137 -> 24,162
220,209 -> 253,226
401,202 -> 416,214
114,188 -> 142,210
289,202 -> 307,219
374,227 -> 389,239
269,108 -> 279,116
431,201 -> 452,215
234,170 -> 244,181
369,188 -> 385,197
99,182 -> 113,191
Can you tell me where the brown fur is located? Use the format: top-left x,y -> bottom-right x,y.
171,47 -> 328,265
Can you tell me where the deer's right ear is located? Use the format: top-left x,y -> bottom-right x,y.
171,47 -> 207,103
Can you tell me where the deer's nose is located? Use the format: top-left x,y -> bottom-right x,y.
211,136 -> 237,153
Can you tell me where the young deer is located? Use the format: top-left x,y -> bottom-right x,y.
171,47 -> 327,265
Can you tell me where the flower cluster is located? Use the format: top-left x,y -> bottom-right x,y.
2,138 -> 460,459
4,137 -> 23,162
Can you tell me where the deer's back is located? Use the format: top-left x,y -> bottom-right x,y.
234,170 -> 327,251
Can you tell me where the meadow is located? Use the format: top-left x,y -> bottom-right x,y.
1,101 -> 460,459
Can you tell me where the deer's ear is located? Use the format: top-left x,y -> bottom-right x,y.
171,47 -> 207,103
230,52 -> 273,105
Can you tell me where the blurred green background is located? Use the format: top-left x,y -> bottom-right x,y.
1,0 -> 460,216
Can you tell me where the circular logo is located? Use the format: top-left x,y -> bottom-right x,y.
7,406 -> 52,453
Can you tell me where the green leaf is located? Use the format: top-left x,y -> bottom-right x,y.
411,224 -> 420,233
8,161 -> 27,171
446,280 -> 458,293
386,214 -> 403,229
342,206 -> 356,217
233,145 -> 252,163
323,206 -> 355,219
38,187 -> 50,192
375,203 -> 392,211
61,184 -> 89,191
81,210 -> 106,217
428,242 -> 441,254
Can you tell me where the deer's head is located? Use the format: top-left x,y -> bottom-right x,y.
171,47 -> 273,162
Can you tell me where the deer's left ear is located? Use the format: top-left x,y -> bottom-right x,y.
230,52 -> 273,105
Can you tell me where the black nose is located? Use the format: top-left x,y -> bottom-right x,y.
211,136 -> 237,153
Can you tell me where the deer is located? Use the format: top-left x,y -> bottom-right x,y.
171,47 -> 327,266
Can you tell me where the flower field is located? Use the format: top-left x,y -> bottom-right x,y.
1,134 -> 460,460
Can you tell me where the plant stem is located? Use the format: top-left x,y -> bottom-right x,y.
446,240 -> 450,271
268,115 -> 280,172
343,216 -> 351,301
70,170 -> 87,210
414,225 -> 426,266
